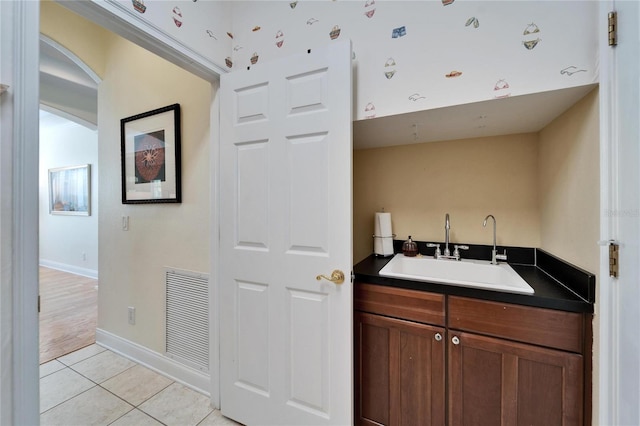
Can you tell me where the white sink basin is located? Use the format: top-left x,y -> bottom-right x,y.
379,254 -> 534,295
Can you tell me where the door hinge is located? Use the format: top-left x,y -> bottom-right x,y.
38,295 -> 41,313
608,11 -> 617,46
609,241 -> 619,278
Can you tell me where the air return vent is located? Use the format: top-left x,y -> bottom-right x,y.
165,267 -> 209,372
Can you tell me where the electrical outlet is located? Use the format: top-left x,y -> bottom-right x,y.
128,306 -> 135,325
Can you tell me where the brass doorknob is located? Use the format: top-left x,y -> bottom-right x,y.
316,270 -> 345,284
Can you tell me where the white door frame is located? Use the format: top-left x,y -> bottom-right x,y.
2,1 -> 224,422
597,2 -> 615,422
1,1 -> 41,424
59,0 -> 226,81
597,1 -> 640,424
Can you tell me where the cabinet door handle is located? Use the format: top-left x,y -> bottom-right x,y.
452,336 -> 460,345
435,333 -> 442,342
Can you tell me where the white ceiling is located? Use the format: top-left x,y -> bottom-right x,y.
353,84 -> 597,150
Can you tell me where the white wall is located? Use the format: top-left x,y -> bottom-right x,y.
90,1 -> 598,121
39,110 -> 99,278
230,1 -> 598,120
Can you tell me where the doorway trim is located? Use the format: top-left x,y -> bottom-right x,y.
59,0 -> 225,82
0,1 -> 41,424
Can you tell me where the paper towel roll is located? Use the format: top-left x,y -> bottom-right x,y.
373,212 -> 394,256
374,212 -> 392,237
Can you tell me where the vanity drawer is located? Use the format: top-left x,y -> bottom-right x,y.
448,296 -> 584,353
355,283 -> 445,326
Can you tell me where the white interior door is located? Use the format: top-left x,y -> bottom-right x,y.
599,2 -> 640,424
219,41 -> 353,426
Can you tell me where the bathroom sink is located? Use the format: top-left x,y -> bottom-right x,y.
379,254 -> 534,295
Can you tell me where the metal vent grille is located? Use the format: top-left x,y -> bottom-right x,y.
165,268 -> 209,372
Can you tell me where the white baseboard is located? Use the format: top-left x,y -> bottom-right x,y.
39,259 -> 98,280
96,328 -> 211,398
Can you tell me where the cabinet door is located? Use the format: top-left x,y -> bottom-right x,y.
449,331 -> 583,426
355,311 -> 445,426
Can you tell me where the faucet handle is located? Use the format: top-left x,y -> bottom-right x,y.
453,245 -> 469,259
495,249 -> 507,261
427,243 -> 441,259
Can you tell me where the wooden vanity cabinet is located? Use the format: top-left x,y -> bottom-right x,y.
448,331 -> 583,426
355,312 -> 445,425
355,285 -> 590,426
354,284 -> 446,425
448,296 -> 586,426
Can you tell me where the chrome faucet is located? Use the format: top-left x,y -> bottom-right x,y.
427,213 -> 468,260
483,214 -> 507,264
444,213 -> 451,256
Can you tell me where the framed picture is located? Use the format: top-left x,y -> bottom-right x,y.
49,164 -> 91,216
120,103 -> 181,204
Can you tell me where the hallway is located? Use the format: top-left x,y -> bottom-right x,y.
40,267 -> 98,364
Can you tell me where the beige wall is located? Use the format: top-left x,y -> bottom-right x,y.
539,88 -> 600,275
354,134 -> 540,263
354,90 -> 600,269
41,4 -> 213,353
98,37 -> 212,352
538,87 -> 600,423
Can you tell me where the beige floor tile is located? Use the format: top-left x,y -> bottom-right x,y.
70,350 -> 136,383
39,359 -> 66,378
40,386 -> 133,426
198,410 -> 243,425
40,368 -> 95,413
139,382 -> 213,426
57,343 -> 107,366
109,408 -> 164,426
102,364 -> 173,406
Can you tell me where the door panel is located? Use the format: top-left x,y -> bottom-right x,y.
236,141 -> 269,249
288,289 -> 329,415
236,281 -> 270,395
449,331 -> 583,426
287,133 -> 329,253
355,311 -> 446,426
220,41 -> 353,426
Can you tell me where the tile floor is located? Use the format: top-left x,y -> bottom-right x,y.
40,344 -> 241,426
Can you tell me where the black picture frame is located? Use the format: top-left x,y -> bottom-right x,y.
120,104 -> 181,204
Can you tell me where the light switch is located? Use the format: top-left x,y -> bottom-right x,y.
122,215 -> 129,231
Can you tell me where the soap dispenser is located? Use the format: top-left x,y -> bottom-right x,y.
402,236 -> 418,257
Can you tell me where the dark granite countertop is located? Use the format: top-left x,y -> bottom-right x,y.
354,246 -> 595,314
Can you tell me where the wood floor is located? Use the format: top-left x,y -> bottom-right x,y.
39,267 -> 98,364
